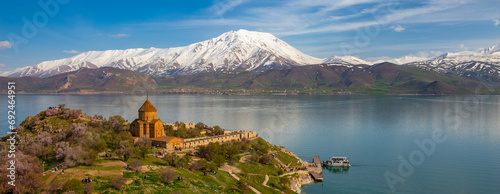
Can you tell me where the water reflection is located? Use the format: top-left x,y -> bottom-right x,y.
323,166 -> 350,174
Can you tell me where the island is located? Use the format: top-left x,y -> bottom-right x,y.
0,99 -> 316,193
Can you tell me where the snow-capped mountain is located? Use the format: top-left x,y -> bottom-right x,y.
370,55 -> 428,65
323,56 -> 372,65
5,30 -> 324,78
405,43 -> 500,81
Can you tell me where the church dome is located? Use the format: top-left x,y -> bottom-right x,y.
139,99 -> 157,112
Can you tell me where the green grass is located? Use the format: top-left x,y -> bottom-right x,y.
271,148 -> 301,169
233,162 -> 282,176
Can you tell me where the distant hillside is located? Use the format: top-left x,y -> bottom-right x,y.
1,63 -> 496,95
155,63 -> 493,94
0,67 -> 157,93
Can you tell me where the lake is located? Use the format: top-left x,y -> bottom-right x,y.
2,94 -> 500,193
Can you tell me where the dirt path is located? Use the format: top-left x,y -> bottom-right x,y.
228,171 -> 262,194
262,175 -> 269,186
218,163 -> 242,174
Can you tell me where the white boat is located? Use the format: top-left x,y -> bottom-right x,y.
322,156 -> 351,167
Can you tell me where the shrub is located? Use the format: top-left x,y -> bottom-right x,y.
259,154 -> 274,165
237,179 -> 249,194
62,109 -> 82,120
84,182 -> 93,194
131,159 -> 143,172
111,176 -> 126,190
160,169 -> 176,184
47,182 -> 61,193
46,108 -> 59,117
189,161 -> 204,171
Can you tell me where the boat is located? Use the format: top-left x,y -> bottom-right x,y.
322,156 -> 351,167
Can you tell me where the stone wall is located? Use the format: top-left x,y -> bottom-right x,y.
183,130 -> 257,149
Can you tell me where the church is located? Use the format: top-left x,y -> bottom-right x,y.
130,98 -> 165,138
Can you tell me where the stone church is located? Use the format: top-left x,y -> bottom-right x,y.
130,98 -> 165,138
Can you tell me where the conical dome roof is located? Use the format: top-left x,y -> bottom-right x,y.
139,99 -> 157,112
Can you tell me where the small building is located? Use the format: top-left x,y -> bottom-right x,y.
152,136 -> 184,151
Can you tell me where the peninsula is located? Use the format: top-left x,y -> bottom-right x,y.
0,99 -> 315,193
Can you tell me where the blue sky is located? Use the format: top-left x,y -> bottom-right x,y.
1,0 -> 500,71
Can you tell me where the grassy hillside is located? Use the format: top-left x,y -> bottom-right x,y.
0,106 -> 301,193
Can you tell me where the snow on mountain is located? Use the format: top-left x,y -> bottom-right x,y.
405,43 -> 500,81
323,56 -> 373,65
480,43 -> 500,55
370,55 -> 428,65
6,29 -> 323,78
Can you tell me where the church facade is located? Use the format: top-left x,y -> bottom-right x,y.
130,99 -> 165,138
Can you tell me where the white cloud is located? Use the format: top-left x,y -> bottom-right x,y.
459,44 -> 468,51
210,0 -> 247,16
390,24 -> 406,32
494,19 -> 500,26
0,41 -> 12,49
62,50 -> 80,54
0,63 -> 6,67
108,34 -> 130,38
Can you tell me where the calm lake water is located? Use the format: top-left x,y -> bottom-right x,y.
2,94 -> 500,193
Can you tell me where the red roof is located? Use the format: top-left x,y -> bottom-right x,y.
139,99 -> 157,112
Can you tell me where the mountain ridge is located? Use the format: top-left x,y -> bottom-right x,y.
2,64 -> 494,95
3,30 -> 332,78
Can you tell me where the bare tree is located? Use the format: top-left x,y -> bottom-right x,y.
134,136 -> 151,148
46,108 -> 59,117
55,141 -> 70,160
111,176 -> 126,190
71,123 -> 87,139
160,169 -> 176,184
34,132 -> 53,147
131,159 -> 143,172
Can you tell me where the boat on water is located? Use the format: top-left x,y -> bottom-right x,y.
322,156 -> 351,167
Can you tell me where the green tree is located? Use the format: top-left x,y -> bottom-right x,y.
213,125 -> 224,135
237,179 -> 249,194
195,122 -> 205,129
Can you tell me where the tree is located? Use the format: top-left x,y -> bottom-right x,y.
189,161 -> 204,171
134,136 -> 151,148
195,122 -> 205,129
135,146 -> 150,160
0,151 -> 43,193
160,169 -> 176,184
212,154 -> 225,167
213,125 -> 224,135
71,123 -> 88,139
64,146 -> 98,167
62,109 -> 82,120
237,179 -> 250,194
111,176 -> 126,190
259,154 -> 274,165
55,141 -> 70,160
46,107 -> 59,117
109,115 -> 125,133
131,159 -> 143,172
115,140 -> 133,161
34,131 -> 53,147
62,178 -> 83,193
